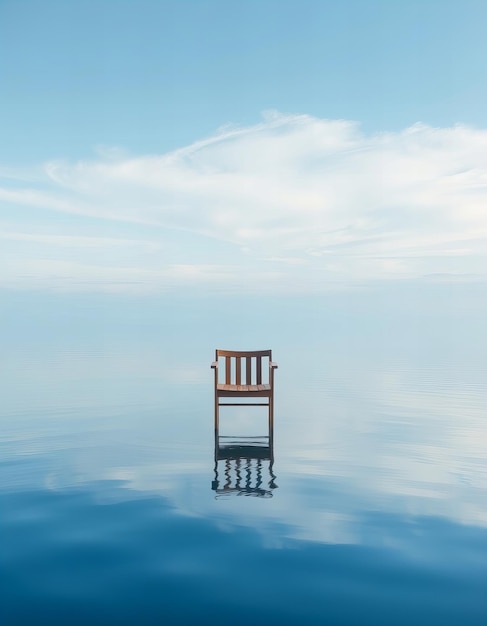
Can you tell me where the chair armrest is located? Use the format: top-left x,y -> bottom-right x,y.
211,361 -> 218,369
269,362 -> 278,369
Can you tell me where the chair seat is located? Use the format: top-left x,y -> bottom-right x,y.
217,383 -> 271,393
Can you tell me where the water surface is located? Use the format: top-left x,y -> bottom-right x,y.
2,290 -> 486,625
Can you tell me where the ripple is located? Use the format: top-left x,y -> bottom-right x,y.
2,482 -> 487,626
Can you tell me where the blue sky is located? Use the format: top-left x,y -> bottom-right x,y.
1,0 -> 487,295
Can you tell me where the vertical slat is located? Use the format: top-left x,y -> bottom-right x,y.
225,356 -> 231,384
246,357 -> 251,385
236,357 -> 241,386
256,357 -> 262,385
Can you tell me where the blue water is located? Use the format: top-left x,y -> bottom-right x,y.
2,290 -> 487,625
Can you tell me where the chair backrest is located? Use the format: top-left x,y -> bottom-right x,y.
215,349 -> 272,386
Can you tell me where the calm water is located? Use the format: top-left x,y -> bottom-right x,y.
2,290 -> 487,625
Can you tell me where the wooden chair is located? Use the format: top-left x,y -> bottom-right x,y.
211,349 -> 277,433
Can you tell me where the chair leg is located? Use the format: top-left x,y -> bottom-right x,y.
214,395 -> 219,434
268,394 -> 274,436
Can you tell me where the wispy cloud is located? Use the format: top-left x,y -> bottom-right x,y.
1,112 -> 487,292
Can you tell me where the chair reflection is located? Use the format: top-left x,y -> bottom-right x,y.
212,430 -> 277,498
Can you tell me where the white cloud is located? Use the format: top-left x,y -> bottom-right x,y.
1,113 -> 487,292
0,231 -> 160,250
